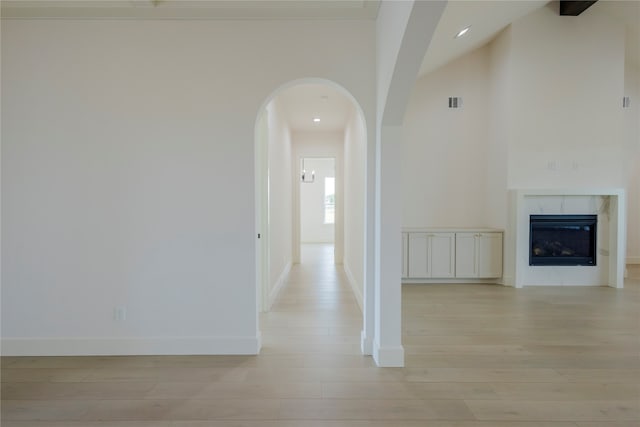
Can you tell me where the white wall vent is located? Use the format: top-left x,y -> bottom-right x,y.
448,97 -> 462,109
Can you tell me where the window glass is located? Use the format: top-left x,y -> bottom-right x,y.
324,177 -> 335,224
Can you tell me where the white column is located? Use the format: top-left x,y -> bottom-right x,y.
373,125 -> 404,367
361,120 -> 376,356
371,0 -> 445,366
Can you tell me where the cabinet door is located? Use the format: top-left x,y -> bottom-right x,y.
478,233 -> 503,278
429,233 -> 455,278
455,233 -> 477,278
401,233 -> 408,279
408,233 -> 429,278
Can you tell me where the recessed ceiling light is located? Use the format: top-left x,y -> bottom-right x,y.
455,26 -> 471,38
313,118 -> 321,123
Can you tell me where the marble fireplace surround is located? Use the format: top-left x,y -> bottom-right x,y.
507,189 -> 625,288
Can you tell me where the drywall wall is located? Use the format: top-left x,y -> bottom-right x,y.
507,3 -> 625,189
343,107 -> 366,309
403,2 -> 627,227
488,26 -> 515,282
486,26 -> 512,232
1,18 -> 376,355
402,44 -> 491,228
627,158 -> 640,263
266,99 -> 292,298
300,157 -> 335,243
624,60 -> 640,263
255,108 -> 269,312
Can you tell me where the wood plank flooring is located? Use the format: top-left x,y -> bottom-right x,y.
2,245 -> 639,426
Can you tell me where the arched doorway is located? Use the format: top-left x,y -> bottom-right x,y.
254,79 -> 369,354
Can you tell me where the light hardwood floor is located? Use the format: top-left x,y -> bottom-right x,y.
2,244 -> 639,426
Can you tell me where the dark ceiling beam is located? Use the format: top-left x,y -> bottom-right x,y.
559,1 -> 598,16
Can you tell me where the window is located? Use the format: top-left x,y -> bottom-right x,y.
324,177 -> 335,224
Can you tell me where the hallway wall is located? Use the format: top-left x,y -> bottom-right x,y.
343,108 -> 367,309
266,99 -> 293,298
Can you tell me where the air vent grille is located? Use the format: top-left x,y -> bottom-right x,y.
448,97 -> 462,109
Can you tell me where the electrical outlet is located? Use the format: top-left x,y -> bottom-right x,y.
113,306 -> 127,321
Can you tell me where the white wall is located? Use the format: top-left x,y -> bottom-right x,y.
402,45 -> 491,228
343,107 -> 366,309
486,26 -> 512,231
404,3 -> 627,228
506,3 -> 625,189
300,157 -> 335,243
255,109 -> 269,312
624,60 -> 640,263
1,19 -> 376,355
266,99 -> 292,297
292,132 -> 344,262
488,26 -> 515,282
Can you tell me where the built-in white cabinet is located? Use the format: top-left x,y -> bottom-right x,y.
402,229 -> 503,280
407,232 -> 455,279
455,232 -> 503,278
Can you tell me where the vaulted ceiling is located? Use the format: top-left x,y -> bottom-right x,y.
419,0 -> 639,76
418,0 -> 549,76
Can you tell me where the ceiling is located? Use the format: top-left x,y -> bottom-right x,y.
418,0 -> 549,76
3,0 -> 638,129
419,0 -> 640,76
273,84 -> 355,132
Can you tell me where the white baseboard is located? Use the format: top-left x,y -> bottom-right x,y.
360,330 -> 373,356
373,341 -> 404,367
512,283 -> 614,288
268,261 -> 292,310
343,263 -> 363,312
402,278 -> 502,284
1,335 -> 261,357
627,257 -> 640,265
502,275 -> 515,287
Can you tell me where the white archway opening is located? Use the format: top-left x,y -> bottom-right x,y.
254,78 -> 369,355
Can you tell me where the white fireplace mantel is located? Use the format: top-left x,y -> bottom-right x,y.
507,189 -> 626,288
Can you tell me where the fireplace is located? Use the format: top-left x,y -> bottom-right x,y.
529,214 -> 597,266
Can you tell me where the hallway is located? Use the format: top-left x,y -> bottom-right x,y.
260,244 -> 364,357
